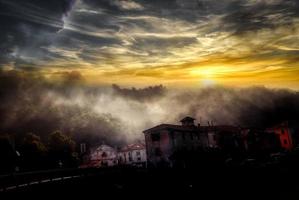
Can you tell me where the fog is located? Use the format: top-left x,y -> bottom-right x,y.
0,69 -> 298,146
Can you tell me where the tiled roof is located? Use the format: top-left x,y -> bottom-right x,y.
143,124 -> 198,134
120,143 -> 145,152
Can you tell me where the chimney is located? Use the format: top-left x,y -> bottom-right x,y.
180,116 -> 195,126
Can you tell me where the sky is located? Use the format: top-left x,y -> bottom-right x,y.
1,0 -> 299,89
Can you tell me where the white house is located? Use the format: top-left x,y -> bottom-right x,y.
89,144 -> 118,167
118,143 -> 147,167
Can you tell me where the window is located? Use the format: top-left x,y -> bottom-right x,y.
102,152 -> 107,157
182,133 -> 186,141
80,143 -> 86,153
170,131 -> 174,140
137,157 -> 141,161
281,129 -> 285,135
284,139 -> 288,145
101,161 -> 108,167
151,133 -> 160,141
136,151 -> 141,156
213,135 -> 216,141
128,152 -> 133,161
190,133 -> 194,141
155,148 -> 162,156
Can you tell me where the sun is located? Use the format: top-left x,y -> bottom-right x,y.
189,67 -> 222,78
202,79 -> 216,86
188,67 -> 219,86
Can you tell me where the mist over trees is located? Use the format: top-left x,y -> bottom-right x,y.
0,69 -> 299,149
48,131 -> 78,168
112,84 -> 166,101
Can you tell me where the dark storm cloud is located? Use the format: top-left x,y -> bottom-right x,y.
82,0 -> 144,12
0,0 -> 76,67
0,0 -> 229,67
221,0 -> 299,34
174,86 -> 299,127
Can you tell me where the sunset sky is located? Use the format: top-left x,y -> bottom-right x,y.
1,0 -> 299,89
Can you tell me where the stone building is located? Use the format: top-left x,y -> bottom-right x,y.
143,116 -> 241,167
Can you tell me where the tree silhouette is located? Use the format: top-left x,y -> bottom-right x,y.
20,133 -> 47,170
0,135 -> 17,173
48,131 -> 78,168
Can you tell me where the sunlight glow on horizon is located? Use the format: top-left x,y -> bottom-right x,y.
2,0 -> 299,90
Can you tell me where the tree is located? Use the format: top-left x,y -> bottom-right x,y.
0,135 -> 17,174
20,133 -> 47,170
48,131 -> 78,168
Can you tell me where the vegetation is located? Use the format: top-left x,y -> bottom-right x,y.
0,135 -> 17,173
0,131 -> 78,174
20,133 -> 47,170
48,131 -> 78,168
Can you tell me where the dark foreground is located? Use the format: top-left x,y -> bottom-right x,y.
1,165 -> 299,199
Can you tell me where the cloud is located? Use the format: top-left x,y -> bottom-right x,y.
112,0 -> 144,11
220,0 -> 299,34
0,0 -> 77,68
0,0 -> 299,89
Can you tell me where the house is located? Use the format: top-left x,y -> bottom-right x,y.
266,120 -> 299,151
88,144 -> 118,168
143,117 -> 202,167
241,128 -> 281,155
118,143 -> 147,167
143,116 -> 241,167
81,143 -> 146,168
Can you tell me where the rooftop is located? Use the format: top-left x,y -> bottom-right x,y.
143,123 -> 239,134
120,143 -> 145,152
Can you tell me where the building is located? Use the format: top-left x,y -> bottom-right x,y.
81,143 -> 146,168
143,116 -> 241,167
241,128 -> 281,155
118,143 -> 147,167
88,144 -> 118,168
266,121 -> 299,151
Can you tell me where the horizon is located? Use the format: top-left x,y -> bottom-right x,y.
1,0 -> 299,89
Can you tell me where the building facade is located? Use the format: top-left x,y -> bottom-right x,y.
266,121 -> 299,151
118,143 -> 147,167
89,144 -> 118,167
143,116 -> 241,167
241,128 -> 281,154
